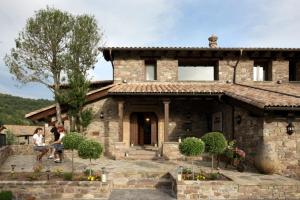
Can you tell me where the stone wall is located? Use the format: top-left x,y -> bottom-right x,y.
84,97 -> 119,157
113,59 -> 145,83
234,107 -> 264,162
235,59 -> 254,83
174,179 -> 300,200
162,142 -> 183,160
272,60 -> 289,82
0,146 -> 12,166
263,118 -> 300,178
218,60 -> 235,83
157,59 -> 178,82
0,181 -> 111,200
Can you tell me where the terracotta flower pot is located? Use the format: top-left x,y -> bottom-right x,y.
254,143 -> 279,174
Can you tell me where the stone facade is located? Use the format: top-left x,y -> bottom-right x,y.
157,59 -> 178,82
0,181 -> 111,200
272,60 -> 289,82
263,118 -> 300,178
113,59 -> 145,83
84,97 -> 119,157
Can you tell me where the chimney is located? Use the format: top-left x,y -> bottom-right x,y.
208,34 -> 218,48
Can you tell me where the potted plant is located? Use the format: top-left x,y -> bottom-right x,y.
201,132 -> 227,172
63,132 -> 85,174
78,139 -> 103,176
179,137 -> 205,180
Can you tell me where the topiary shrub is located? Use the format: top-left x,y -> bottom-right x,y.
0,191 -> 13,200
78,139 -> 103,176
179,137 -> 205,157
179,137 -> 205,179
63,132 -> 85,174
202,132 -> 227,171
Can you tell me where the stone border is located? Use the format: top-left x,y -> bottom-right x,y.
170,170 -> 300,200
0,180 -> 112,200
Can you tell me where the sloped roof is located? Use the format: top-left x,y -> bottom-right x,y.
108,82 -> 300,109
25,82 -> 300,121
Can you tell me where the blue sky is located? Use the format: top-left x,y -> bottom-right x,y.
0,0 -> 300,99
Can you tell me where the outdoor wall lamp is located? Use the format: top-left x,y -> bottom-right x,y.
100,112 -> 104,119
287,122 -> 295,135
287,113 -> 295,135
236,115 -> 242,125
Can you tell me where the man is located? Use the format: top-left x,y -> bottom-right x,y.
48,123 -> 60,159
51,126 -> 65,163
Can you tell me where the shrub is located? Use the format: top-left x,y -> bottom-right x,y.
63,172 -> 73,181
78,140 -> 103,160
179,137 -> 205,157
202,132 -> 227,170
179,137 -> 205,179
83,168 -> 94,176
6,130 -> 16,145
78,140 -> 103,176
0,191 -> 13,200
63,132 -> 85,174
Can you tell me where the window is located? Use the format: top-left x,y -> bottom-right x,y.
289,61 -> 300,81
145,60 -> 157,81
253,61 -> 272,81
178,60 -> 218,81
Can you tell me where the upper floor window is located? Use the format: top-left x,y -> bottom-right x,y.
253,60 -> 272,81
145,60 -> 157,81
178,60 -> 218,81
289,60 -> 300,81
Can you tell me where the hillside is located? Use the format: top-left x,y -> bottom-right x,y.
0,93 -> 54,125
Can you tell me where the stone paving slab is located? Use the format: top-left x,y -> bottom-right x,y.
108,189 -> 176,200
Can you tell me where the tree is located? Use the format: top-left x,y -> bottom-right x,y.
201,132 -> 227,171
62,132 -> 85,174
78,139 -> 103,176
179,137 -> 205,179
62,14 -> 102,131
5,7 -> 74,125
5,8 -> 103,125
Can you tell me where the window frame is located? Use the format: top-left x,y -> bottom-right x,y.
253,60 -> 272,82
145,60 -> 157,81
178,59 -> 219,81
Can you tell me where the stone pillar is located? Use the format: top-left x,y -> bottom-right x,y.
118,100 -> 124,142
163,100 -> 170,142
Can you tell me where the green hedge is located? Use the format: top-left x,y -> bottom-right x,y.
179,137 -> 205,157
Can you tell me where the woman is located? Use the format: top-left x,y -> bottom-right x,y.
51,126 -> 65,163
32,128 -> 48,161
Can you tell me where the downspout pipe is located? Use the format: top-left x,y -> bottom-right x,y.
109,48 -> 115,81
233,49 -> 243,84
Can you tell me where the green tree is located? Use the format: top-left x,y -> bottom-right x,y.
4,7 -> 74,125
179,137 -> 205,179
78,139 -> 103,176
202,132 -> 227,171
62,132 -> 85,174
62,14 -> 101,131
5,8 -> 103,125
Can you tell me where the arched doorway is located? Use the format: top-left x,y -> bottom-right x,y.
130,112 -> 158,145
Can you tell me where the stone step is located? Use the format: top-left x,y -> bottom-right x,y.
113,178 -> 172,190
108,189 -> 176,200
127,149 -> 157,155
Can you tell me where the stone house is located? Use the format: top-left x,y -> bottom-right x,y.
26,35 -> 300,178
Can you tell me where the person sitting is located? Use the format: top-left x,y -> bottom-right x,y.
32,128 -> 48,161
51,126 -> 65,163
48,122 -> 60,159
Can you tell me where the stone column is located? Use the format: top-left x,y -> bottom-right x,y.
118,100 -> 124,142
163,100 -> 170,142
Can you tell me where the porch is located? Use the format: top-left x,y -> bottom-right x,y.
113,95 -> 235,160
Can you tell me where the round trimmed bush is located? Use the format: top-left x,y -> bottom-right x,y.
78,139 -> 103,160
63,132 -> 85,150
201,132 -> 227,155
179,137 -> 205,157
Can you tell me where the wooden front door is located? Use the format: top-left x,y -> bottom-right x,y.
130,112 -> 158,145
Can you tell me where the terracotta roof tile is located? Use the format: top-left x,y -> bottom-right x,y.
108,82 -> 300,108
